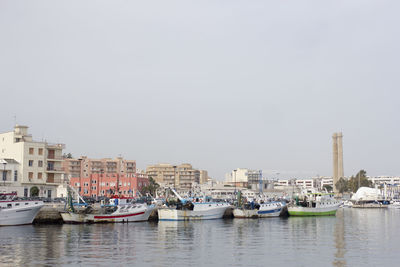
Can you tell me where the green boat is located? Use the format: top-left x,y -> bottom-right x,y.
288,193 -> 340,216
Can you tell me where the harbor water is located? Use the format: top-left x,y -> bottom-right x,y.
1,208 -> 399,266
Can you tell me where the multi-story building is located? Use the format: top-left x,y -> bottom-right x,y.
0,125 -> 65,197
0,158 -> 20,193
273,179 -> 291,187
146,163 -> 201,190
65,157 -> 147,198
368,176 -> 400,186
313,176 -> 334,191
225,168 -> 263,188
199,170 -> 209,184
295,179 -> 315,189
63,156 -> 136,179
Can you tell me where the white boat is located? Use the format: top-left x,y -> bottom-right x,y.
233,202 -> 285,218
0,193 -> 44,226
340,200 -> 353,208
158,202 -> 231,221
158,187 -> 231,221
61,203 -> 155,223
387,201 -> 400,209
288,193 -> 340,216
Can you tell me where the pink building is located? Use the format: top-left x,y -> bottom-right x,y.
64,156 -> 148,198
69,173 -> 149,198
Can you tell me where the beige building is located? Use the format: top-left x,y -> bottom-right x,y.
0,125 -> 65,197
199,170 -> 210,184
146,163 -> 201,190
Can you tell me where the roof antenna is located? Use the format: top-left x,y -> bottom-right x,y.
13,115 -> 17,126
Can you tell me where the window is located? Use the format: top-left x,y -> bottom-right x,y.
28,172 -> 33,179
29,148 -> 34,154
38,160 -> 43,167
38,148 -> 43,155
38,173 -> 42,179
28,160 -> 33,167
14,170 -> 17,181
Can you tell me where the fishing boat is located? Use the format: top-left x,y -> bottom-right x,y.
0,193 -> 44,226
60,187 -> 155,223
158,202 -> 231,221
158,188 -> 231,221
288,193 -> 340,216
61,202 -> 155,223
233,201 -> 285,218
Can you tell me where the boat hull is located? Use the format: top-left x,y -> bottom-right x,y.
0,202 -> 44,226
352,203 -> 388,208
233,207 -> 283,218
288,205 -> 339,216
158,206 -> 229,221
61,205 -> 155,223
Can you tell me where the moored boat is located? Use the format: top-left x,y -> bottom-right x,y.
233,202 -> 285,218
158,202 -> 231,221
388,200 -> 400,209
61,203 -> 155,223
0,193 -> 44,226
288,193 -> 340,216
158,188 -> 231,221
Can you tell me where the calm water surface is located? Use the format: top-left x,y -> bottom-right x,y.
1,208 -> 399,266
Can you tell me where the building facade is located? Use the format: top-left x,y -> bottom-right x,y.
0,125 -> 65,197
225,168 -> 263,189
65,157 -> 147,198
146,163 -> 201,190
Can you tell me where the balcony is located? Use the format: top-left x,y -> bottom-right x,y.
47,155 -> 64,161
46,177 -> 61,184
46,167 -> 64,173
46,143 -> 66,149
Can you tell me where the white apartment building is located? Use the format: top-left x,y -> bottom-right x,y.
295,179 -> 314,189
368,176 -> 400,186
274,179 -> 291,187
0,158 -> 20,193
0,125 -> 65,197
273,178 -> 316,190
225,168 -> 261,184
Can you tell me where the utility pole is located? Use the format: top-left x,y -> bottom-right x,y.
234,169 -> 237,195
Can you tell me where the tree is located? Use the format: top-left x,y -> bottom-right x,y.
140,177 -> 160,196
335,177 -> 348,194
63,153 -> 73,159
30,186 -> 39,197
323,184 -> 333,193
347,170 -> 373,193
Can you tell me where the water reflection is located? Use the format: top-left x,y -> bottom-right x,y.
333,209 -> 346,267
1,209 -> 400,266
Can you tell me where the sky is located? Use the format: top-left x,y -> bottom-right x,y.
1,1 -> 399,180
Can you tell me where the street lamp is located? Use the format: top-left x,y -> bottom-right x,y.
100,168 -> 104,198
233,169 -> 237,195
2,160 -> 7,186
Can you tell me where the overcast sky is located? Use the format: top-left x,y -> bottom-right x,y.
1,1 -> 399,180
